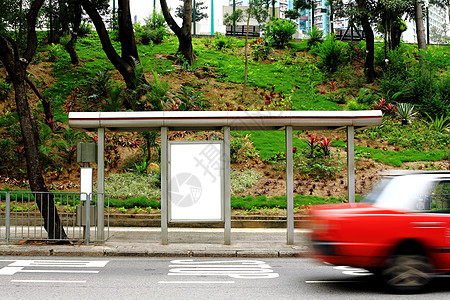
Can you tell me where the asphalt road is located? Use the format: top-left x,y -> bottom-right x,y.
0,256 -> 449,299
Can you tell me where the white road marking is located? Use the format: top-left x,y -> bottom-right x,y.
19,270 -> 99,273
0,259 -> 108,276
11,280 -> 86,283
305,280 -> 362,284
158,281 -> 235,284
167,260 -> 279,279
7,260 -> 109,268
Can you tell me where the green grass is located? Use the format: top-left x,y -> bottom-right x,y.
333,139 -> 447,166
242,131 -> 307,160
106,194 -> 343,210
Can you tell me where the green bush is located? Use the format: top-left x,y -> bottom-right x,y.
78,22 -> 93,37
47,43 -> 65,62
230,134 -> 259,163
306,25 -> 323,49
103,172 -> 161,200
231,169 -> 262,194
312,34 -> 347,74
0,80 -> 11,101
250,38 -> 272,61
264,18 -> 297,49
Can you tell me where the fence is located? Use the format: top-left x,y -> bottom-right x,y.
0,191 -> 109,245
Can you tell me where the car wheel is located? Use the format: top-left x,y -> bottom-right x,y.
381,254 -> 433,293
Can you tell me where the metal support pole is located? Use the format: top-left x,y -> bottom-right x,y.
347,126 -> 355,203
286,126 -> 294,245
86,193 -> 90,245
97,127 -> 105,240
223,127 -> 231,245
6,192 -> 10,244
161,127 -> 169,245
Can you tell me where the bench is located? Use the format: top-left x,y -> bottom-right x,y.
226,25 -> 260,37
334,28 -> 365,41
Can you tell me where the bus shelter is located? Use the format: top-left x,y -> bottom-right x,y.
69,111 -> 382,245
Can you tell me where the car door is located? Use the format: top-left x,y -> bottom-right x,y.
426,179 -> 450,270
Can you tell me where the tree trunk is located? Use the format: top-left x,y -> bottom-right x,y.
414,1 -> 427,51
14,69 -> 67,239
118,0 -> 140,67
391,22 -> 402,50
80,0 -> 139,89
160,0 -> 194,65
65,2 -> 81,65
356,0 -> 375,83
0,0 -> 67,240
25,76 -> 55,130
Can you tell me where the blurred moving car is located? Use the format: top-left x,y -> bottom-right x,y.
308,171 -> 450,293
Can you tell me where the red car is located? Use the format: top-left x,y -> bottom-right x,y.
308,171 -> 450,293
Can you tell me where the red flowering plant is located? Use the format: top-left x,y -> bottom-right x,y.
319,137 -> 331,157
306,134 -> 318,158
374,98 -> 395,116
250,38 -> 272,61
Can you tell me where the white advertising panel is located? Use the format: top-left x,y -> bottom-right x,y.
169,142 -> 223,222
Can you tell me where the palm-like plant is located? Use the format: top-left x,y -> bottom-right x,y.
426,114 -> 450,133
396,103 -> 417,125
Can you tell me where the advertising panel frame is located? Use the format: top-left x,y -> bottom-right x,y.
168,141 -> 224,223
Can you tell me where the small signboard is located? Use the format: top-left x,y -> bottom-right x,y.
80,167 -> 93,201
169,142 -> 223,222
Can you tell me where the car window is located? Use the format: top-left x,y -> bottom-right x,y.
371,175 -> 435,211
427,180 -> 450,213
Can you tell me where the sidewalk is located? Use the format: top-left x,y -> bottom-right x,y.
0,227 -> 311,258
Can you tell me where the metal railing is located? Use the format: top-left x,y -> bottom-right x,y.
0,191 -> 109,244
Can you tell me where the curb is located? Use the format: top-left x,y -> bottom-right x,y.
0,245 -> 310,258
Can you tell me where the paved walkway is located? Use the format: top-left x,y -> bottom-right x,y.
0,228 -> 311,258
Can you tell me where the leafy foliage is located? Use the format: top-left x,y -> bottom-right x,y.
264,18 -> 297,49
312,34 -> 347,73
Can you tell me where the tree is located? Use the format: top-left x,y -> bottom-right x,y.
160,0 -> 194,65
80,0 -> 147,92
293,0 -> 316,28
175,0 -> 208,22
284,10 -> 301,20
223,9 -> 244,27
0,0 -> 67,239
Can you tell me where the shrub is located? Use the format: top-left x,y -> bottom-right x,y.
47,43 -> 65,62
306,25 -> 323,49
250,38 -> 272,61
231,169 -> 262,194
174,85 -> 210,111
313,34 -> 347,73
230,134 -> 259,164
213,33 -> 235,50
264,18 -> 297,49
0,80 -> 11,101
396,103 -> 417,125
78,22 -> 93,37
103,172 -> 161,200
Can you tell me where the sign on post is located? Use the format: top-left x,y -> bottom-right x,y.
169,142 -> 223,222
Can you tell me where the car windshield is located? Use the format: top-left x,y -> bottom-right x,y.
361,175 -> 435,211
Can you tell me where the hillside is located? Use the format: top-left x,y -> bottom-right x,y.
0,32 -> 449,207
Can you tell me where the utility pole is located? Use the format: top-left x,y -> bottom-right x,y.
194,0 -> 197,35
211,0 -> 214,35
233,0 -> 236,36
426,6 -> 430,44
